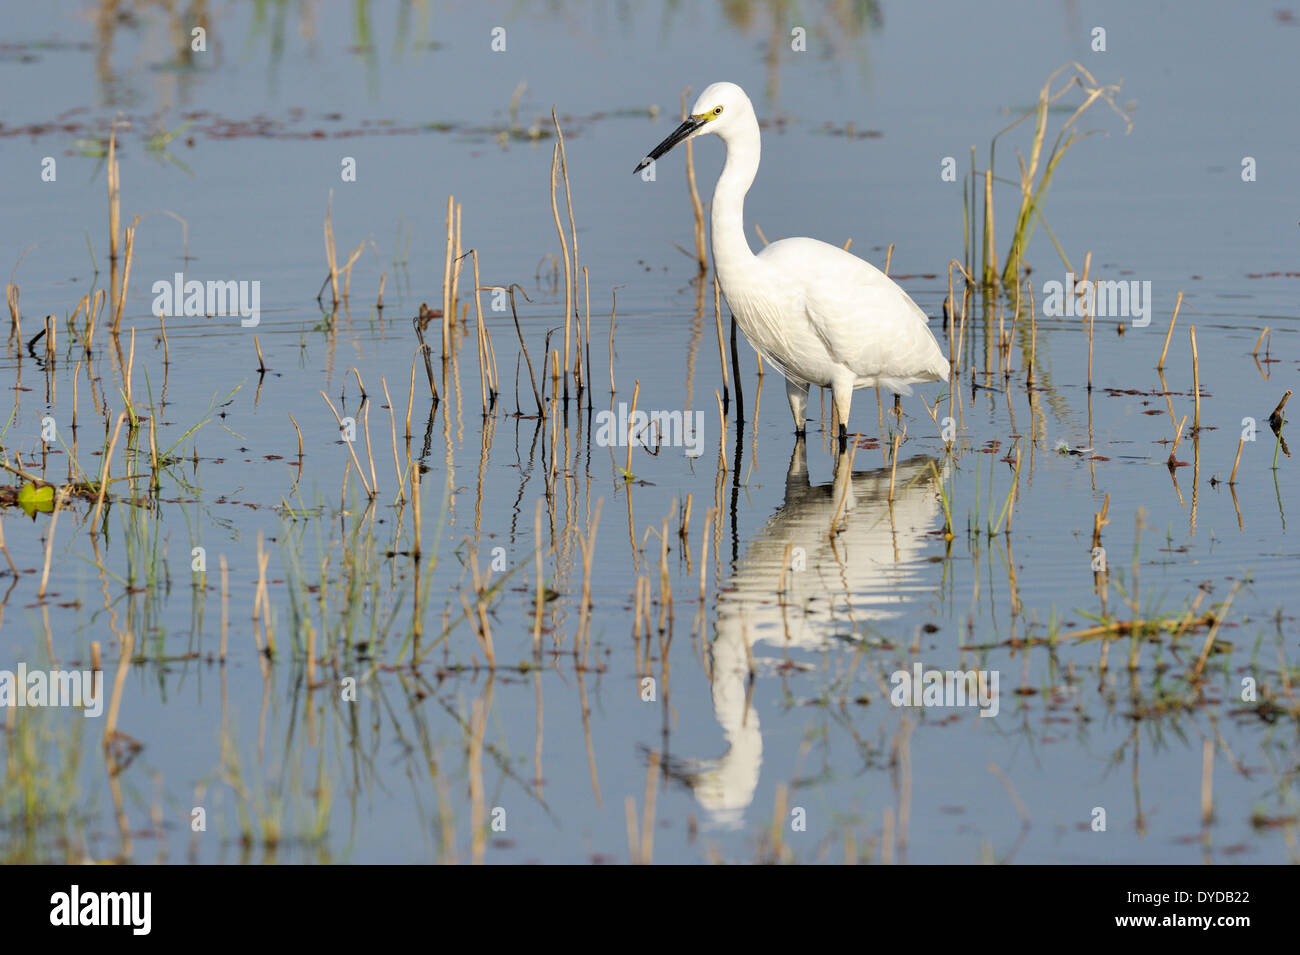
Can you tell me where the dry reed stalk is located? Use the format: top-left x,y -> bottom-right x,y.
71,360 -> 81,433
112,218 -> 137,333
124,327 -> 137,420
91,412 -> 127,528
158,306 -> 170,365
1228,437 -> 1244,485
442,195 -> 454,361
469,250 -> 488,412
715,390 -> 728,473
1080,252 -> 1094,391
1252,327 -> 1270,358
955,286 -> 969,373
319,392 -> 374,497
85,289 -> 106,354
608,286 -> 621,396
410,460 -> 422,558
888,430 -> 901,501
1168,414 -> 1188,465
1026,281 -> 1037,388
288,413 -> 303,460
1002,445 -> 1023,535
412,340 -> 438,403
550,146 -> 574,398
1007,275 -> 1021,377
254,530 -> 275,655
486,329 -> 500,401
657,513 -> 673,631
108,124 -> 120,275
982,163 -> 997,287
1091,492 -> 1110,552
506,285 -> 541,413
324,191 -> 339,307
404,352 -> 419,442
553,108 -> 582,390
1189,325 -> 1200,432
147,412 -> 160,491
945,261 -> 958,370
1157,291 -> 1183,370
377,271 -> 386,309
625,379 -> 641,476
1271,390 -> 1292,427
380,377 -> 405,504
682,89 -> 707,272
254,335 -> 266,373
451,204 -> 462,321
5,283 -> 19,338
583,267 -> 593,404
362,400 -> 378,498
884,243 -> 894,276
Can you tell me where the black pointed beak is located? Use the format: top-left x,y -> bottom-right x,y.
633,116 -> 706,173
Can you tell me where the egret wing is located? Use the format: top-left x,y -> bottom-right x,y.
758,238 -> 948,390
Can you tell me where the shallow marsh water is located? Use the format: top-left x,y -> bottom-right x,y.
1,1 -> 1297,863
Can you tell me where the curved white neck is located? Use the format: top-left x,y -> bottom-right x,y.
709,114 -> 761,281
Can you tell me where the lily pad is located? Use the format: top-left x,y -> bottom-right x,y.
17,482 -> 54,517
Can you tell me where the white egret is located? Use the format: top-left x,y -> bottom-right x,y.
635,82 -> 949,441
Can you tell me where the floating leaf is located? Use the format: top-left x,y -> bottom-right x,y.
17,482 -> 54,506
17,482 -> 54,517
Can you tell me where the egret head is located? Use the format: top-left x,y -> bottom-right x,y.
633,82 -> 754,174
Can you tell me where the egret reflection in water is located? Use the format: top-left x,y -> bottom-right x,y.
670,440 -> 946,825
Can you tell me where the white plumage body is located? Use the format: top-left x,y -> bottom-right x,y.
727,236 -> 950,397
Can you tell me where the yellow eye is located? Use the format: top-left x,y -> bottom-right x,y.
714,106 -> 724,115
